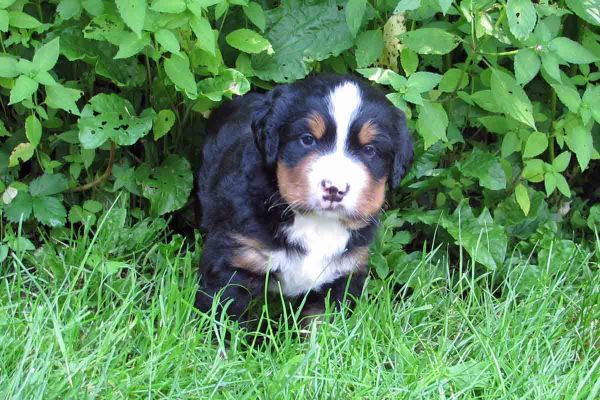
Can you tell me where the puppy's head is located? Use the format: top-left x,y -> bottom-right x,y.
252,75 -> 413,222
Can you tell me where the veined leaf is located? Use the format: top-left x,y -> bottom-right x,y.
506,0 -> 537,40
226,29 -> 271,54
142,155 -> 193,216
565,0 -> 600,26
490,69 -> 536,129
252,0 -> 353,82
417,101 -> 448,149
399,28 -> 460,55
549,37 -> 598,64
515,184 -> 530,216
116,0 -> 145,36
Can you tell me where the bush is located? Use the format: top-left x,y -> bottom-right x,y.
0,0 -> 598,274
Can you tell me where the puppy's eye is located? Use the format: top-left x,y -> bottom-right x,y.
362,145 -> 376,157
300,134 -> 316,147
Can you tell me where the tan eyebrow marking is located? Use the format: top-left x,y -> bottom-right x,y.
358,121 -> 377,145
307,112 -> 326,139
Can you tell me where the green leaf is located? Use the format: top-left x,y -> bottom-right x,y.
506,0 -> 537,40
564,124 -> 593,170
226,29 -> 271,54
252,0 -> 353,82
549,37 -> 598,64
82,0 -> 104,15
399,28 -> 460,55
69,205 -> 96,225
8,11 -> 41,29
57,0 -> 82,20
357,68 -> 406,90
78,94 -> 154,149
5,192 -> 33,223
153,109 -> 176,140
83,199 -> 103,213
0,9 -> 8,32
490,69 -> 536,129
437,0 -> 452,14
8,143 -> 35,167
32,196 -> 67,227
544,172 -> 556,196
551,84 -> 581,113
164,55 -> 198,99
0,0 -> 16,8
515,184 -> 530,216
541,52 -> 562,82
400,48 -> 418,76
514,48 -> 540,85
25,115 -> 42,147
0,55 -> 18,77
582,85 -> 600,124
116,0 -> 145,37
407,72 -> 442,93
114,32 -> 150,59
355,30 -> 384,68
112,162 -> 140,195
552,152 -> 571,172
522,159 -> 544,182
142,155 -> 193,216
501,131 -> 520,158
523,132 -> 548,158
417,101 -> 448,150
443,204 -> 507,270
244,2 -> 266,32
33,38 -> 60,72
439,68 -> 469,92
345,0 -> 366,38
29,174 -> 69,197
554,172 -> 571,197
565,0 -> 600,26
150,0 -> 186,13
155,29 -> 181,55
394,0 -> 421,13
9,75 -> 39,105
45,84 -> 83,115
198,68 -> 250,101
459,148 -> 507,190
471,90 -> 501,113
371,252 -> 389,279
190,15 -> 216,56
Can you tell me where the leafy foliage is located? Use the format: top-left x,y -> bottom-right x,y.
0,0 -> 598,279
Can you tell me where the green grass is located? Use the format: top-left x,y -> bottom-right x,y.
1,216 -> 599,399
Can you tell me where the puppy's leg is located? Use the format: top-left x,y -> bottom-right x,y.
196,267 -> 264,320
299,272 -> 367,329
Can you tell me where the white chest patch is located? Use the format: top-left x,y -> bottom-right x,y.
269,214 -> 358,296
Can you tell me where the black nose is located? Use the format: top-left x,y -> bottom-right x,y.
321,180 -> 349,202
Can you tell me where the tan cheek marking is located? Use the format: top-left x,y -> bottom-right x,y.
231,234 -> 270,274
276,155 -> 316,207
307,112 -> 326,140
356,169 -> 387,218
358,121 -> 377,146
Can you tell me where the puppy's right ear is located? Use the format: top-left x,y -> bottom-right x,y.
251,86 -> 286,167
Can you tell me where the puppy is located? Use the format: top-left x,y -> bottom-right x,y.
195,74 -> 413,321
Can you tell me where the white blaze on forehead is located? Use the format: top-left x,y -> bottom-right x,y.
328,82 -> 362,152
302,81 -> 368,213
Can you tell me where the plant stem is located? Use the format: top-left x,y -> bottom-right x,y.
71,142 -> 116,192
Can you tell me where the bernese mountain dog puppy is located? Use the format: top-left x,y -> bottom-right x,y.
195,74 -> 413,322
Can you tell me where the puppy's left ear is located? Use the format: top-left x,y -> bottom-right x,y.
251,86 -> 287,167
390,109 -> 414,189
